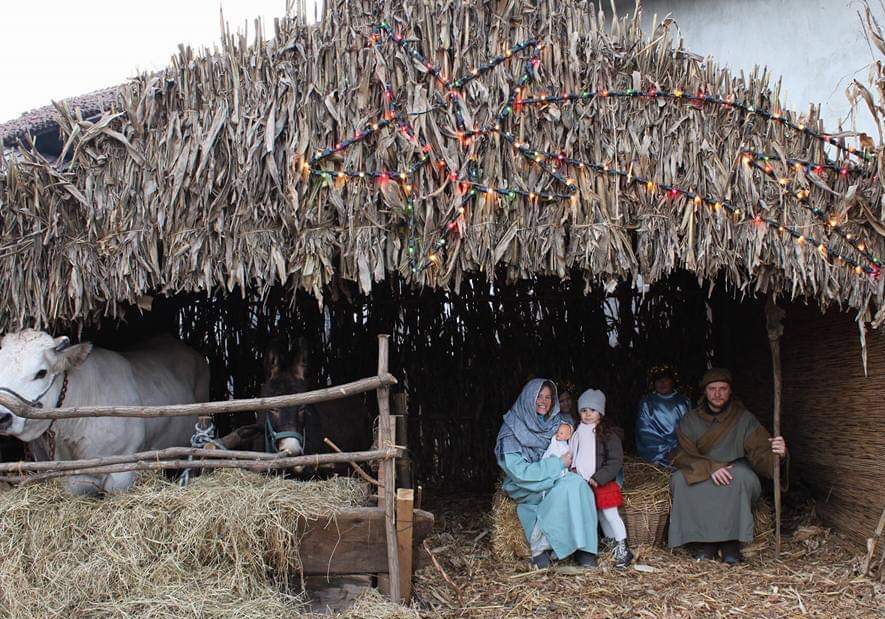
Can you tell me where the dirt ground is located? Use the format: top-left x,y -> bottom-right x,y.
411,493 -> 884,619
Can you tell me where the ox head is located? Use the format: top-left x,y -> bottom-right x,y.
261,337 -> 312,455
0,329 -> 92,440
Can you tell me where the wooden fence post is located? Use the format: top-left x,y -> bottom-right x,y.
376,334 -> 401,602
396,488 -> 415,601
392,392 -> 412,489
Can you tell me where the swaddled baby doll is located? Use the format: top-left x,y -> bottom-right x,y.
542,422 -> 573,460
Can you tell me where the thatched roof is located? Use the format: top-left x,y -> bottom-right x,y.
0,86 -> 120,148
1,0 -> 884,330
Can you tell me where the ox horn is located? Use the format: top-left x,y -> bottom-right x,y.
53,336 -> 71,352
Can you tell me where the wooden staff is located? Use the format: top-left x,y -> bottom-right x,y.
862,505 -> 885,577
765,296 -> 786,559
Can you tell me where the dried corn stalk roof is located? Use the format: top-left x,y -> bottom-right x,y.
1,0 -> 884,331
0,86 -> 120,146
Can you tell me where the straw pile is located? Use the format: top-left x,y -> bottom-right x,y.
490,484 -> 531,562
336,589 -> 421,619
0,470 -> 369,618
622,460 -> 671,511
416,493 -> 885,619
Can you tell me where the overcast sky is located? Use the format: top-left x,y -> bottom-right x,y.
0,1 -> 320,123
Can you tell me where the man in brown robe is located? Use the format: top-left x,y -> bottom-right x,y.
668,368 -> 787,564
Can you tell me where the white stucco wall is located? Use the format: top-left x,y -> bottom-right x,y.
613,0 -> 881,140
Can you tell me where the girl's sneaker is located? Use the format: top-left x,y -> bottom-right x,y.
614,540 -> 634,568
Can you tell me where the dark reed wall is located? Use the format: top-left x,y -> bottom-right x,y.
72,270 -> 712,489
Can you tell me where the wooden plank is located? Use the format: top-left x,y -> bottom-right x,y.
376,334 -> 401,602
393,393 -> 410,488
395,413 -> 412,489
298,507 -> 433,575
396,488 -> 415,600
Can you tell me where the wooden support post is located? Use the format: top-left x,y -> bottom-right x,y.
396,488 -> 415,601
376,335 -> 401,602
393,392 -> 412,489
765,296 -> 786,560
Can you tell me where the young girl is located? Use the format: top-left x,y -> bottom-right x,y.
569,388 -> 634,568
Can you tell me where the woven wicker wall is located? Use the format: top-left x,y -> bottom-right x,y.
779,305 -> 885,544
707,292 -> 885,545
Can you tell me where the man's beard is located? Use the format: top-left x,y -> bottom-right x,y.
707,397 -> 731,414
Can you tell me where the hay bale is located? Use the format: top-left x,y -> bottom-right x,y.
742,497 -> 776,558
490,485 -> 530,562
753,496 -> 774,539
0,470 -> 368,617
622,460 -> 672,512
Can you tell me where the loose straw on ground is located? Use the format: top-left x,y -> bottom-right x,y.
417,493 -> 884,618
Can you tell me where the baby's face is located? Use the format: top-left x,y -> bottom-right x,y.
555,423 -> 573,440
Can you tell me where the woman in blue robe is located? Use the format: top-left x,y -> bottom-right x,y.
494,378 -> 599,568
635,365 -> 691,466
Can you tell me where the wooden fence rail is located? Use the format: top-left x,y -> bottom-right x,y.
0,446 -> 289,473
0,373 -> 397,420
0,448 -> 403,485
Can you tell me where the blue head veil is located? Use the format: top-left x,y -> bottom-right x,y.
494,378 -> 568,462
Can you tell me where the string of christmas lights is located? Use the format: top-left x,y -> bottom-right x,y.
741,152 -> 880,268
298,20 -> 881,279
515,88 -> 876,163
457,133 -> 881,271
431,133 -> 881,274
741,150 -> 873,179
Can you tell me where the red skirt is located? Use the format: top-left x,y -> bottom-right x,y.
592,480 -> 623,510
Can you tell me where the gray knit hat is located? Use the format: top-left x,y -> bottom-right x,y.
577,388 -> 606,415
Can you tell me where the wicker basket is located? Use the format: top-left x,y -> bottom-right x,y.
622,506 -> 669,547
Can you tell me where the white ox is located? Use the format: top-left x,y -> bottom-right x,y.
0,329 -> 209,495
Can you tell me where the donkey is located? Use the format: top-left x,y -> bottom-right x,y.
220,338 -> 373,474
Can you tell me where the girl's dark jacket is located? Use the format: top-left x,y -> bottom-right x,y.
591,425 -> 624,485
